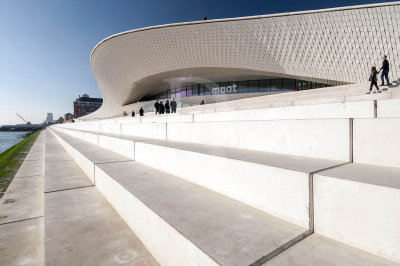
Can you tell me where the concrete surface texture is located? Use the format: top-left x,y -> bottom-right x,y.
95,161 -> 308,266
378,98 -> 400,117
314,163 -> 400,262
49,81 -> 400,265
353,117 -> 400,167
267,234 -> 398,266
0,131 -> 45,265
44,131 -> 158,265
166,119 -> 351,161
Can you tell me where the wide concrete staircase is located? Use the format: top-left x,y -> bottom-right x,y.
4,83 -> 398,265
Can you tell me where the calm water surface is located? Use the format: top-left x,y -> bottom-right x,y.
0,131 -> 30,154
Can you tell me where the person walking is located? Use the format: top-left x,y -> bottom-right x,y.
367,66 -> 381,94
139,107 -> 144,116
160,101 -> 165,114
170,98 -> 177,113
154,99 -> 160,115
200,100 -> 205,105
165,100 -> 170,114
380,55 -> 390,86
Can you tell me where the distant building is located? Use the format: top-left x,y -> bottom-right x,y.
73,94 -> 103,118
64,113 -> 74,122
45,113 -> 54,124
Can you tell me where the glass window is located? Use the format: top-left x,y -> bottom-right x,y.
297,80 -> 312,90
283,79 -> 296,91
192,84 -> 199,96
259,79 -> 270,92
186,85 -> 192,97
204,84 -> 212,95
199,84 -> 205,96
179,88 -> 186,97
175,88 -> 181,98
238,81 -> 248,93
248,80 -> 259,93
170,89 -> 176,99
271,79 -> 282,92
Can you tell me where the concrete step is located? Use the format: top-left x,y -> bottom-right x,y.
59,118 -> 351,161
194,101 -> 375,122
44,131 -> 158,265
45,134 -> 93,192
0,131 -> 45,265
314,163 -> 400,263
267,234 -> 398,266
167,119 -> 351,161
133,139 -> 344,227
50,127 -> 400,264
353,118 -> 400,168
52,127 -> 345,227
95,161 -> 309,266
377,98 -> 400,118
51,129 -> 131,182
49,128 -> 311,265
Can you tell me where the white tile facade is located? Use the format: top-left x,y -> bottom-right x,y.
90,2 -> 400,116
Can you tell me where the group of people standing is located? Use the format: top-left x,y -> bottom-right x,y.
154,98 -> 177,115
126,107 -> 144,117
368,55 -> 391,94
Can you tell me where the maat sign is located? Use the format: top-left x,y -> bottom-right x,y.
212,84 -> 238,95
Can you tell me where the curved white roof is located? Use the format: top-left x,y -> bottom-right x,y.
90,1 -> 400,117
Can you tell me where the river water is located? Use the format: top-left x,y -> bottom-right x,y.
0,131 -> 30,154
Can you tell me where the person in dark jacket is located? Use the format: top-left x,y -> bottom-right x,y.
367,66 -> 381,94
139,107 -> 144,116
154,100 -> 160,115
170,98 -> 177,113
131,110 -> 135,117
165,100 -> 170,114
159,101 -> 165,114
380,55 -> 390,86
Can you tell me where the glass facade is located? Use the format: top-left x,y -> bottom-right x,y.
150,78 -> 329,100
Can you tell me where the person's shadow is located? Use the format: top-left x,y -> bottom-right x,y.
382,77 -> 400,91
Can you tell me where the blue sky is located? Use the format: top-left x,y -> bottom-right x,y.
0,0 -> 391,124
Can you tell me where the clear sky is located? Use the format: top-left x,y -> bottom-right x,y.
0,0 -> 391,125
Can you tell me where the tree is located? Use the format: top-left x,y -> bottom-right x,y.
56,117 -> 64,124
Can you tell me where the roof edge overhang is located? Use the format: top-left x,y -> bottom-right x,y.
90,1 -> 400,61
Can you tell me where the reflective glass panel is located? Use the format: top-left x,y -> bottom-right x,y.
259,80 -> 270,92
283,79 -> 296,91
248,80 -> 259,93
271,79 -> 282,92
238,81 -> 248,93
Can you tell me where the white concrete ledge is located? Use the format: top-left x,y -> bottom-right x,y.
268,234 -> 398,266
99,134 -> 135,159
135,141 -> 312,227
194,101 -> 374,122
353,118 -> 400,167
121,123 -> 167,140
141,114 -> 194,123
314,163 -> 400,263
167,119 -> 351,161
377,99 -> 400,118
95,165 -> 218,266
95,161 -> 308,265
